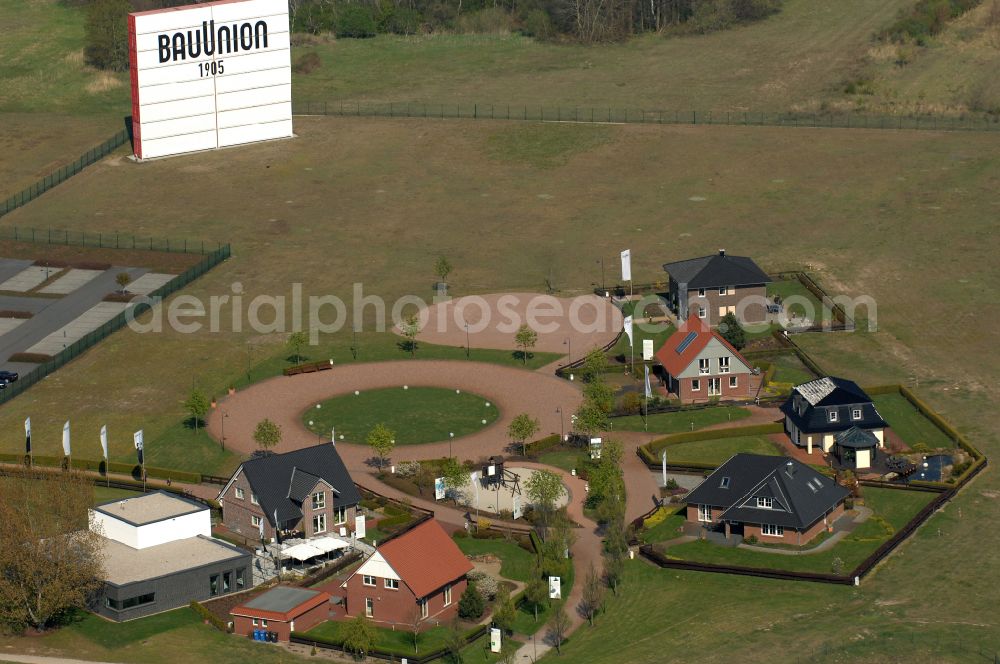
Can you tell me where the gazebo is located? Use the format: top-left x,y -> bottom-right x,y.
833,426 -> 879,470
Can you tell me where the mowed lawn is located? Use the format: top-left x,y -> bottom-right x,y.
304,386 -> 499,445
453,535 -> 537,583
615,406 -> 751,433
305,621 -> 450,654
661,487 -> 937,574
873,392 -> 955,450
661,435 -> 781,465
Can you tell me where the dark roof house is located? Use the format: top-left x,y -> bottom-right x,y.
781,376 -> 887,435
662,251 -> 771,289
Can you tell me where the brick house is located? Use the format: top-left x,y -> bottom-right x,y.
781,376 -> 888,459
340,519 -> 473,629
662,250 -> 771,326
217,444 -> 360,542
231,586 -> 331,642
685,453 -> 850,546
654,314 -> 755,403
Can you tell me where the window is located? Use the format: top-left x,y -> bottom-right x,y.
852,408 -> 862,420
719,477 -> 731,489
719,357 -> 730,374
210,574 -> 219,596
698,505 -> 712,522
236,568 -> 246,589
698,306 -> 707,318
691,379 -> 701,392
718,286 -> 727,296
312,491 -> 325,510
251,515 -> 262,528
420,598 -> 429,619
444,584 -> 453,606
105,593 -> 155,611
235,487 -> 244,500
698,288 -> 706,297
385,578 -> 399,590
698,358 -> 710,375
251,493 -> 259,505
729,376 -> 738,388
334,505 -> 347,525
313,513 -> 327,534
223,571 -> 232,593
829,410 -> 839,423
365,598 -> 374,618
252,618 -> 258,626
260,619 -> 268,628
761,524 -> 784,537
363,575 -> 376,587
756,497 -> 773,509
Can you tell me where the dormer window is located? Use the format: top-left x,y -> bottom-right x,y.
756,497 -> 773,509
829,410 -> 839,423
852,408 -> 862,420
720,477 -> 731,489
311,491 -> 325,510
698,288 -> 706,297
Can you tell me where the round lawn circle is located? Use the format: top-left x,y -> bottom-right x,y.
303,386 -> 499,445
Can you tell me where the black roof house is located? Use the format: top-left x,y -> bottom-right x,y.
781,376 -> 887,435
232,444 -> 361,529
686,454 -> 849,530
662,250 -> 771,289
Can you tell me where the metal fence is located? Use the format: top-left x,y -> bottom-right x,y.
0,225 -> 224,255
293,101 -> 1000,132
0,130 -> 129,219
0,241 -> 231,407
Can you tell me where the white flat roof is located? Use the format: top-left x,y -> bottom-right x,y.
93,491 -> 205,526
100,535 -> 246,586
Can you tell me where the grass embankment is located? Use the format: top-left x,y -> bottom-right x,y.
615,406 -> 751,434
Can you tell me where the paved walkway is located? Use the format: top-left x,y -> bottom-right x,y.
737,506 -> 872,555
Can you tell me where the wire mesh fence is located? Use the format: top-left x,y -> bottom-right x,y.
0,242 -> 231,407
0,225 -> 223,255
0,129 -> 129,220
293,100 -> 1000,132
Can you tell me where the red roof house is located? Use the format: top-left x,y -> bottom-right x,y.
655,314 -> 755,403
230,586 -> 331,642
340,519 -> 473,628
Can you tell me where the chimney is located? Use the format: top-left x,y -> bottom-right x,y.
785,460 -> 796,478
719,249 -> 726,257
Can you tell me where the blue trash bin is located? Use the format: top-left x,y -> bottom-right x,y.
253,629 -> 261,641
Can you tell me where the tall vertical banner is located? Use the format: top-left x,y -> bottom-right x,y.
128,0 -> 293,160
24,417 -> 31,455
100,425 -> 109,461
645,365 -> 653,399
62,421 -> 71,458
134,429 -> 144,466
434,477 -> 446,500
623,316 -> 634,346
620,249 -> 632,282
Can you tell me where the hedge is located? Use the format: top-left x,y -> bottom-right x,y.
645,422 -> 784,455
0,453 -> 202,484
292,624 -> 486,660
524,434 -> 562,456
189,600 -> 230,632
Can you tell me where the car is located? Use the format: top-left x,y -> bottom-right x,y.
0,370 -> 18,382
0,380 -> 8,390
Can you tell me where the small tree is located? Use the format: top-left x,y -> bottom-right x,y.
603,549 -> 624,595
573,401 -> 610,437
444,619 -> 466,664
458,580 -> 484,620
84,0 -> 131,71
492,584 -> 516,634
341,615 -> 376,658
287,330 -> 309,364
524,575 -> 548,621
526,469 -> 564,537
441,456 -> 469,498
434,255 -> 453,282
581,562 -> 605,626
718,312 -> 747,350
253,418 -> 282,451
583,380 -> 615,414
367,423 -> 395,470
582,347 -> 608,382
409,604 -> 424,654
514,324 -> 538,365
400,313 -> 422,357
549,606 -> 571,654
115,272 -> 131,293
184,389 -> 210,432
507,413 -> 540,456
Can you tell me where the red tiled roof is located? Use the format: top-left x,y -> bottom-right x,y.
655,314 -> 752,377
378,519 -> 473,600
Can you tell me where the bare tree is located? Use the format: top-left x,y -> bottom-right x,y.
0,470 -> 105,632
581,562 -> 605,626
549,605 -> 571,654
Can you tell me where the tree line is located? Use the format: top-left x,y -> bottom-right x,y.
76,0 -> 783,72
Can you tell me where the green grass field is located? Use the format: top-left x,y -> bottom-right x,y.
766,351 -> 818,385
615,406 -> 752,433
663,435 -> 782,465
453,535 -> 537,583
874,392 -> 956,450
303,386 -> 499,445
305,621 -> 450,654
662,487 -> 936,574
638,506 -> 687,544
93,486 -> 144,504
768,278 -> 834,322
538,449 -> 585,473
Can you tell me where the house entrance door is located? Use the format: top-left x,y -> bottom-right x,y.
708,378 -> 721,396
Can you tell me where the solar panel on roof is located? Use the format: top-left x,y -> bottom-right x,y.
676,331 -> 698,354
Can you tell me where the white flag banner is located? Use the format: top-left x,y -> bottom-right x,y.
620,249 -> 632,282
24,417 -> 31,455
258,514 -> 265,540
134,429 -> 144,466
100,425 -> 109,460
642,338 -> 654,361
645,365 -> 653,399
62,421 -> 71,457
623,316 -> 634,346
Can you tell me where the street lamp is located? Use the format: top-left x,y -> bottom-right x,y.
221,411 -> 229,451
449,432 -> 454,458
563,337 -> 571,364
465,320 -> 470,359
597,258 -> 605,293
556,407 -> 564,441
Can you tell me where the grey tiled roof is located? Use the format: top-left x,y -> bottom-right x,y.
662,253 -> 771,288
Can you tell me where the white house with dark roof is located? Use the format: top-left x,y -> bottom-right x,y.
781,376 -> 887,456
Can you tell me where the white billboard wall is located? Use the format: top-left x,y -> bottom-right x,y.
128,0 -> 293,160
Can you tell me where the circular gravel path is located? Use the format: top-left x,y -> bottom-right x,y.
207,360 -> 583,467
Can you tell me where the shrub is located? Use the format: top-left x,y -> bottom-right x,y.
458,580 -> 485,619
456,7 -> 515,34
337,5 -> 377,38
292,52 -> 321,75
831,557 -> 845,575
522,9 -> 554,39
619,392 -> 643,415
395,461 -> 421,479
467,570 -> 498,600
911,442 -> 933,454
189,601 -> 229,632
380,6 -> 421,34
745,535 -> 758,545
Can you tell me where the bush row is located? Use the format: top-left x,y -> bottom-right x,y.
880,0 -> 981,43
524,434 -> 562,456
292,624 -> 486,659
189,601 -> 230,633
0,452 -> 202,484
